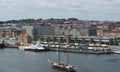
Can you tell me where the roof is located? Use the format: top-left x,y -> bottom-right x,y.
19,33 -> 30,37
0,27 -> 22,32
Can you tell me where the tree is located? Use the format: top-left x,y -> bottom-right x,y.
40,37 -> 44,41
81,37 -> 85,44
117,21 -> 120,24
53,37 -> 57,43
68,36 -> 71,43
89,38 -> 94,44
60,37 -> 64,43
109,38 -> 113,45
68,18 -> 78,21
74,37 -> 78,43
0,21 -> 4,24
46,36 -> 51,42
113,37 -> 118,45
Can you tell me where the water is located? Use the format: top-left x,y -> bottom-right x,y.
0,48 -> 120,72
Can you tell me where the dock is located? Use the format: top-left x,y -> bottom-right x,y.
46,47 -> 113,54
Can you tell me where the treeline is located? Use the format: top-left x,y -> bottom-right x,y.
42,36 -> 119,46
117,21 -> 120,26
0,18 -> 78,24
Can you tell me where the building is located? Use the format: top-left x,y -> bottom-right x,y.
54,24 -> 97,36
33,24 -> 55,40
22,24 -> 55,41
97,29 -> 120,37
66,24 -> 97,36
18,33 -> 31,43
22,26 -> 34,39
22,23 -> 98,41
0,27 -> 22,38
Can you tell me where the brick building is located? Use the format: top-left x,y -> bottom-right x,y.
97,29 -> 120,37
18,33 -> 31,43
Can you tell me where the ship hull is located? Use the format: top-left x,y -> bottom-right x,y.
24,48 -> 47,52
51,62 -> 76,72
52,65 -> 76,72
0,43 -> 5,49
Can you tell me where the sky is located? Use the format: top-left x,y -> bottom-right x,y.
0,0 -> 120,21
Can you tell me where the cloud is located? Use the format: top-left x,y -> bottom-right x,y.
0,0 -> 120,21
0,0 -> 120,11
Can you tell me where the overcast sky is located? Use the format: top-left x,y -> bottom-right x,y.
0,0 -> 120,21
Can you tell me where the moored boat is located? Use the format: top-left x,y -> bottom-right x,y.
18,44 -> 32,50
0,39 -> 6,49
49,35 -> 77,72
24,42 -> 49,52
48,60 -> 77,72
0,43 -> 5,49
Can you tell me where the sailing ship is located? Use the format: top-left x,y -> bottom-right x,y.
48,36 -> 77,72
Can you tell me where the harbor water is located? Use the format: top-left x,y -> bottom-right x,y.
0,48 -> 120,72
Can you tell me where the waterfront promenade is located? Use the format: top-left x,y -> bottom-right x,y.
0,37 -> 119,54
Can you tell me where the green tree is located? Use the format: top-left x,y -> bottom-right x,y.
46,36 -> 51,42
117,21 -> 120,24
40,37 -> 44,41
113,37 -> 118,45
74,37 -> 78,43
0,21 -> 4,24
109,38 -> 113,45
81,37 -> 85,44
68,18 -> 78,21
60,37 -> 64,43
68,36 -> 71,43
89,38 -> 94,44
53,37 -> 57,43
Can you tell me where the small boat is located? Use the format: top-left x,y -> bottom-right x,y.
18,45 -> 24,50
0,43 -> 5,49
0,39 -> 6,49
18,44 -> 32,50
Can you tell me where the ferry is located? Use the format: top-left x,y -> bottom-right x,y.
18,42 -> 49,52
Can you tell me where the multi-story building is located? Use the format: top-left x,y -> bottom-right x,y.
0,24 -> 22,37
97,29 -> 120,37
22,23 -> 98,41
33,24 -> 55,40
22,25 -> 34,38
18,33 -> 31,43
54,24 -> 97,36
22,24 -> 55,41
80,25 -> 97,36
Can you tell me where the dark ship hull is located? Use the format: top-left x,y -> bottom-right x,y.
0,43 -> 5,49
24,48 -> 49,52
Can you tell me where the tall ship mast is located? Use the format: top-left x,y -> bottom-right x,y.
48,35 -> 77,72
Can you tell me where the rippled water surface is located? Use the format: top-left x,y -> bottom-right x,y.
0,48 -> 120,72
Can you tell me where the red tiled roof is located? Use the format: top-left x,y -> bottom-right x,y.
19,33 -> 29,37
